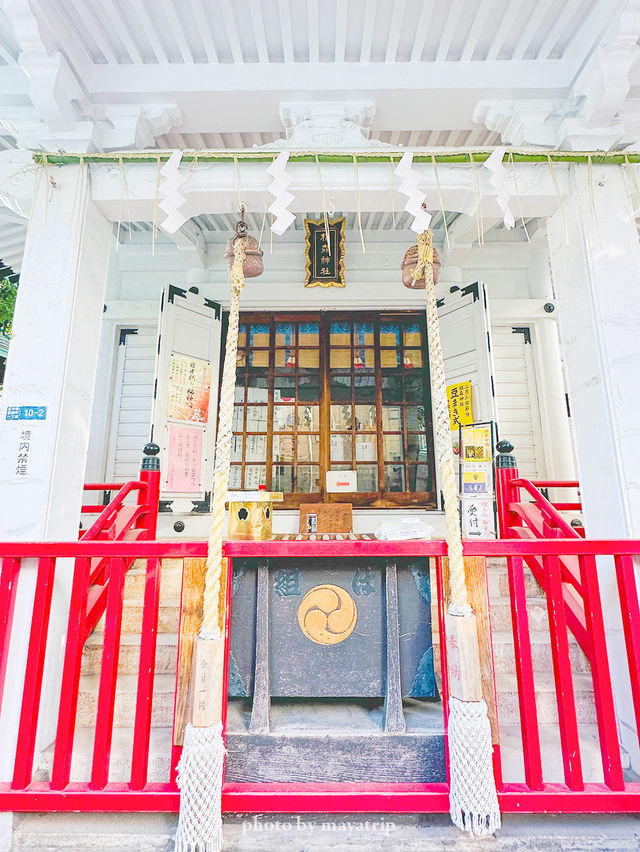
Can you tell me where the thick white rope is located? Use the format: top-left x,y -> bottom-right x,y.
417,231 -> 468,613
202,238 -> 245,636
175,239 -> 245,852
417,230 -> 500,836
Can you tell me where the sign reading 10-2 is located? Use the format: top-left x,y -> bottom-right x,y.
5,406 -> 47,421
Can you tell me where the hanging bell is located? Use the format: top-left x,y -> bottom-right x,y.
225,208 -> 264,278
401,243 -> 441,289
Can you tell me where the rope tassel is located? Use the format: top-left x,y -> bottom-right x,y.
417,230 -> 501,837
174,238 -> 247,852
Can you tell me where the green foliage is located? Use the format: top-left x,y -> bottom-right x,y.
0,276 -> 17,335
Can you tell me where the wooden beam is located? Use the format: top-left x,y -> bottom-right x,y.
360,0 -> 377,63
409,0 -> 435,62
173,557 -> 206,746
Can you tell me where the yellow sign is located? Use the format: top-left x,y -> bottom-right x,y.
461,424 -> 493,463
298,585 -> 357,645
446,381 -> 473,429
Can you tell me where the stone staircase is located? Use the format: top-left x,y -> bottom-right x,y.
34,555 -> 625,786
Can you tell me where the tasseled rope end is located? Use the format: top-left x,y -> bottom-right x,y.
448,697 -> 501,837
175,722 -> 226,852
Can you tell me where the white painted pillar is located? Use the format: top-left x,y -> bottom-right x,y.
547,162 -> 640,767
0,164 -> 112,779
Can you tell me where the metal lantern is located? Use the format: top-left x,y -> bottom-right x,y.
225,207 -> 264,278
401,243 -> 441,289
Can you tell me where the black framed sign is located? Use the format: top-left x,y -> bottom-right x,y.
304,217 -> 346,288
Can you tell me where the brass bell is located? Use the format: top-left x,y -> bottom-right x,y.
225,208 -> 264,278
401,243 -> 441,289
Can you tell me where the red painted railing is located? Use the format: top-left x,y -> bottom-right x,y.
1,537 -> 639,814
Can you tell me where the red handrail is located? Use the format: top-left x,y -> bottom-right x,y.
81,480 -> 146,540
1,536 -> 640,814
511,478 -> 580,539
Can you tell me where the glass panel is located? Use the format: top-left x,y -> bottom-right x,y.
385,464 -> 405,492
275,349 -> 296,369
380,322 -> 401,347
272,464 -> 293,492
298,373 -> 321,402
232,405 -> 244,431
273,405 -> 295,431
275,322 -> 295,347
406,405 -> 425,431
330,434 -> 352,462
405,372 -> 425,403
274,375 -> 296,402
354,322 -> 374,347
354,404 -> 376,431
403,322 -> 421,347
330,322 -> 351,346
237,324 -> 247,347
247,376 -> 268,403
272,434 -> 295,462
355,434 -> 377,462
248,349 -> 269,368
409,464 -> 430,491
403,349 -> 423,368
236,351 -> 246,367
407,433 -> 429,462
330,348 -> 351,369
297,464 -> 320,493
330,374 -> 351,402
244,465 -> 267,489
380,349 -> 400,369
297,405 -> 319,431
330,404 -> 353,430
382,406 -> 403,431
229,465 -> 242,489
230,435 -> 243,462
298,349 -> 319,368
246,406 -> 268,432
357,465 -> 378,492
354,375 -> 375,402
245,434 -> 267,462
297,434 -> 319,462
353,347 -> 375,370
381,375 -> 403,403
249,324 -> 270,348
383,434 -> 404,462
234,385 -> 245,403
298,322 -> 319,347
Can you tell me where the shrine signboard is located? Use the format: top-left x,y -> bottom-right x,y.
304,217 -> 346,288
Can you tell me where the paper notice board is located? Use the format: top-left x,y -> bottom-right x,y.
459,421 -> 496,539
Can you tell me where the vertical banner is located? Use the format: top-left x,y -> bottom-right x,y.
459,421 -> 496,538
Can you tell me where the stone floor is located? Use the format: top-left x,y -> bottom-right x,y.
8,812 -> 640,851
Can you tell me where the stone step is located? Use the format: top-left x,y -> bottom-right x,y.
499,723 -> 630,784
490,630 -> 590,674
81,632 -> 178,675
93,603 -> 180,635
34,726 -> 173,785
495,672 -> 596,725
123,559 -> 184,599
77,674 -> 176,727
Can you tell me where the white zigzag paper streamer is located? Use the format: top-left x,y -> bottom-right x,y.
482,147 -> 515,230
159,150 -> 187,235
395,151 -> 432,234
267,150 -> 295,236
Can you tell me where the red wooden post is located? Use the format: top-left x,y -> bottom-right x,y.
136,443 -> 161,539
506,555 -> 544,790
51,557 -> 91,789
130,557 -> 162,790
614,554 -> 640,751
12,558 -> 56,789
91,557 -> 126,790
0,557 -> 20,716
578,554 -> 624,789
495,440 -> 521,538
543,554 -> 584,791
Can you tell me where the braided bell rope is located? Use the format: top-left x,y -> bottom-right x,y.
202,238 -> 246,636
416,230 -> 469,613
